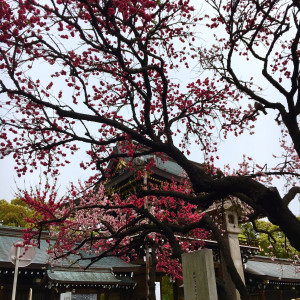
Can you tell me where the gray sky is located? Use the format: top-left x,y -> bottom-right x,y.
1,114 -> 299,215
0,0 -> 299,216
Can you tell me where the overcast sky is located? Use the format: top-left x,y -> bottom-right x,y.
1,113 -> 299,215
0,0 -> 299,215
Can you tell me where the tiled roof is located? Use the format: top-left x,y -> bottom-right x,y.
0,226 -> 139,270
48,270 -> 135,285
245,257 -> 300,281
154,156 -> 184,176
0,234 -> 48,265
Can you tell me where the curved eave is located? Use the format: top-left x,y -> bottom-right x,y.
245,259 -> 300,283
47,270 -> 136,286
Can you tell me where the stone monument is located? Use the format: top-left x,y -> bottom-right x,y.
182,249 -> 218,300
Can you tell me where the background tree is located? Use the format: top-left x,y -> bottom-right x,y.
0,0 -> 299,299
0,198 -> 34,227
241,219 -> 300,259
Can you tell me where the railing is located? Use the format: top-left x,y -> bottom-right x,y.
239,237 -> 260,247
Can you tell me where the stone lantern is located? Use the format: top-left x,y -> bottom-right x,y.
221,202 -> 245,300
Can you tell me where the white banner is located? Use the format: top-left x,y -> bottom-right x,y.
155,281 -> 161,300
60,292 -> 72,300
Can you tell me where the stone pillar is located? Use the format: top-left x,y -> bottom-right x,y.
221,208 -> 245,300
182,249 -> 218,300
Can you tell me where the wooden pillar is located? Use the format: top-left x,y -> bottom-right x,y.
173,279 -> 179,300
262,289 -> 266,300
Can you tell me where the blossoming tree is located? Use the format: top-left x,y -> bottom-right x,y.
0,0 -> 299,299
22,181 -> 208,299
